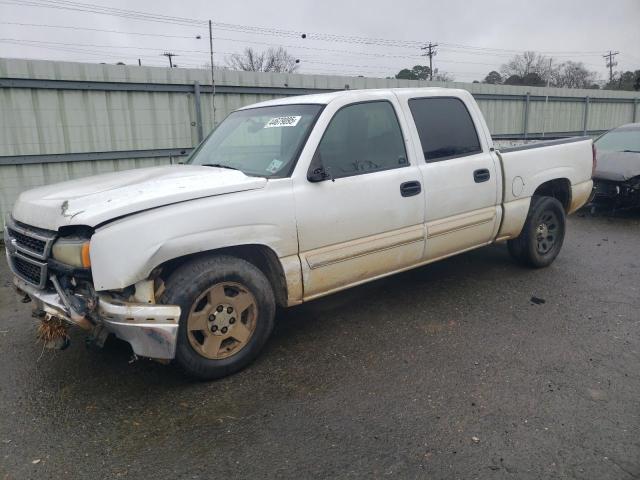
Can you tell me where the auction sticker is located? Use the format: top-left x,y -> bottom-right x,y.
264,116 -> 301,128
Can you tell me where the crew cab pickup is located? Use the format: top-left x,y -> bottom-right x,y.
5,88 -> 594,379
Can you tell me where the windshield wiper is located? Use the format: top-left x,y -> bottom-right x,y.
622,150 -> 640,153
201,163 -> 241,171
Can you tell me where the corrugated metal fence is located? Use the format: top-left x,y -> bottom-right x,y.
1,57 -> 639,226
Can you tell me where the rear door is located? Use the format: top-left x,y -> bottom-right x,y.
293,98 -> 426,300
404,96 -> 501,260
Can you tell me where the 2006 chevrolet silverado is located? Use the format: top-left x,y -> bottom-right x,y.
5,88 -> 595,379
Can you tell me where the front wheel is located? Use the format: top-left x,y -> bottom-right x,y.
507,196 -> 566,268
160,255 -> 276,380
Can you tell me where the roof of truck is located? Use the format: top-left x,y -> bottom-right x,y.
238,87 -> 468,109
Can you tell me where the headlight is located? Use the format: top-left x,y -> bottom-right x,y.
52,238 -> 91,268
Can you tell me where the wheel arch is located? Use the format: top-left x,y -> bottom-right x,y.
156,244 -> 290,308
531,178 -> 572,212
498,177 -> 571,241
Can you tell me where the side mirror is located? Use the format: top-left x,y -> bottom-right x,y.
307,151 -> 334,182
308,166 -> 333,182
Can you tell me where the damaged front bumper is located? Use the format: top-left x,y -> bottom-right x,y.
591,177 -> 640,209
13,276 -> 181,360
5,216 -> 181,360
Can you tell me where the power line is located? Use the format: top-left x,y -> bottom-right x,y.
0,21 -> 428,60
1,34 -> 614,80
440,42 -> 605,55
1,39 -> 493,80
1,0 -> 621,56
0,39 -> 147,61
0,37 -> 497,76
0,0 -> 205,27
6,21 -> 605,69
0,21 -> 200,38
1,0 -> 626,81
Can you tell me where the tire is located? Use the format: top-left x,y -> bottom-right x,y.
160,254 -> 276,380
507,195 -> 566,268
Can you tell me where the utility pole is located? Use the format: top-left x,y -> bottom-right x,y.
209,19 -> 216,126
542,57 -> 552,138
421,42 -> 438,80
161,51 -> 178,68
602,50 -> 619,83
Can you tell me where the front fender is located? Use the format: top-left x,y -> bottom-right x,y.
89,184 -> 298,291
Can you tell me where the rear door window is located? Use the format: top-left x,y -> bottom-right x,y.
408,97 -> 482,162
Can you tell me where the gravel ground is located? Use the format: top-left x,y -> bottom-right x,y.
1,212 -> 639,479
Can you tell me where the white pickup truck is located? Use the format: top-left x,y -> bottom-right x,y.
5,88 -> 594,379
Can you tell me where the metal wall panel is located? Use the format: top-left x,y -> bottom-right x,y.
1,58 -> 639,229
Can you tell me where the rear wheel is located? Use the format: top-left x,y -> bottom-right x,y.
160,255 -> 275,380
507,196 -> 566,268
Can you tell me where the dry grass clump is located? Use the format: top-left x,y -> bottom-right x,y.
36,316 -> 69,346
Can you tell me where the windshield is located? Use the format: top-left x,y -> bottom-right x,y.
595,126 -> 640,153
188,104 -> 324,177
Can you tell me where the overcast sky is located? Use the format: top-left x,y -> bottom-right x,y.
0,0 -> 638,83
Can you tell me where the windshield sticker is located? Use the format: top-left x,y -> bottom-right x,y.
266,159 -> 283,174
264,116 -> 301,128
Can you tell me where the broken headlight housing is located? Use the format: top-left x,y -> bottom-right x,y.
52,237 -> 91,268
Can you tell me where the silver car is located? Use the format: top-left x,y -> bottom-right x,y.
592,123 -> 640,209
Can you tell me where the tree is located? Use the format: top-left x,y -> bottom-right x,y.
605,70 -> 640,91
501,51 -> 553,83
226,47 -> 299,73
395,65 -> 431,80
499,52 -> 601,89
432,70 -> 454,82
504,74 -> 523,85
503,73 -> 545,87
551,61 -> 598,89
395,66 -> 453,82
522,72 -> 546,86
483,70 -> 502,84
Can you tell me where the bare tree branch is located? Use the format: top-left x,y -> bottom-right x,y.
501,51 -> 554,83
226,47 -> 299,73
551,61 -> 598,89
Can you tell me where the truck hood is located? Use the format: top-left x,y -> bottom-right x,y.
594,150 -> 640,182
11,165 -> 267,231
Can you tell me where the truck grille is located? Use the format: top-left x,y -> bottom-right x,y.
7,227 -> 47,256
12,254 -> 45,286
5,217 -> 56,289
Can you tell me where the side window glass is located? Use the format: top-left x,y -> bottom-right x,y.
408,98 -> 482,162
316,101 -> 408,179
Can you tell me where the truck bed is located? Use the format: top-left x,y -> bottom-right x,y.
495,136 -> 594,240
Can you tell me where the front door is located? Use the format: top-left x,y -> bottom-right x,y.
293,99 -> 425,300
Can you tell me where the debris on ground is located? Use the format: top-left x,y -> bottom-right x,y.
530,296 -> 546,305
472,436 -> 480,444
36,316 -> 69,350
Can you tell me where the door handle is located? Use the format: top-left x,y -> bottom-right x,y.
473,169 -> 491,183
400,181 -> 421,197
